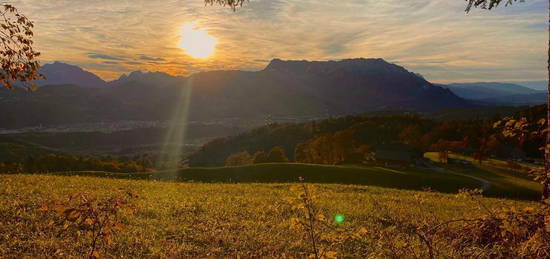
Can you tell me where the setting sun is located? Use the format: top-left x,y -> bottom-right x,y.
179,22 -> 217,59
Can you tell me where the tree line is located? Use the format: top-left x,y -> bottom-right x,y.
0,154 -> 155,174
189,105 -> 546,167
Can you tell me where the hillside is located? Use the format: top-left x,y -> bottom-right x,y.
478,92 -> 547,106
0,59 -> 471,129
188,105 -> 546,167
0,174 -> 536,258
53,161 -> 540,200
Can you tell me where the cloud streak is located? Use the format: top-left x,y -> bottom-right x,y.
11,0 -> 548,82
88,53 -> 125,61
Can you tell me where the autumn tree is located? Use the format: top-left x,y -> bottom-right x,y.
252,151 -> 269,164
225,151 -> 252,167
465,0 -> 549,200
494,117 -> 549,200
294,143 -> 308,163
266,146 -> 289,163
0,4 -> 41,90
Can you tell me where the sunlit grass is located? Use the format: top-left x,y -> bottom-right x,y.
0,174 -> 536,258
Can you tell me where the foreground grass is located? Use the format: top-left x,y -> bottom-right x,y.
0,174 -> 536,258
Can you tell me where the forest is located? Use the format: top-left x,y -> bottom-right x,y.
189,105 -> 546,167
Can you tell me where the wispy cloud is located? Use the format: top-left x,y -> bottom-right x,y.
139,55 -> 166,62
11,0 -> 548,82
88,53 -> 125,61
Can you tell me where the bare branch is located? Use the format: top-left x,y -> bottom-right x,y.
204,0 -> 249,11
465,0 -> 524,13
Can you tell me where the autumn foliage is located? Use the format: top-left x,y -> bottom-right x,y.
39,192 -> 138,258
0,4 -> 41,90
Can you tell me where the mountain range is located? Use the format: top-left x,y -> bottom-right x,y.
0,58 -> 543,129
441,82 -> 546,106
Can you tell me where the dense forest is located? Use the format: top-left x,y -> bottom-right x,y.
189,105 -> 546,167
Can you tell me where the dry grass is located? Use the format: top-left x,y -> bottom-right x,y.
0,174 -> 537,258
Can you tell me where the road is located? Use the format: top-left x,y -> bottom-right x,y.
427,164 -> 491,191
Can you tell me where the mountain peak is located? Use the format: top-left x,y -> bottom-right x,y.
108,70 -> 186,87
264,58 -> 404,75
37,62 -> 106,88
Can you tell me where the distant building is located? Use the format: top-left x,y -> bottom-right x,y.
374,144 -> 423,167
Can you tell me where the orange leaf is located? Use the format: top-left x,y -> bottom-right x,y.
54,204 -> 68,215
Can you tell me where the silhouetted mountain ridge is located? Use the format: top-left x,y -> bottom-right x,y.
0,58 -> 472,129
440,82 -> 546,106
36,62 -> 107,88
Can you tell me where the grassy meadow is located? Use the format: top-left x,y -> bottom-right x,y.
424,152 -> 542,200
0,174 -> 537,258
50,161 -> 541,200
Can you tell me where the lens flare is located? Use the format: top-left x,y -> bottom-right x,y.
335,214 -> 345,224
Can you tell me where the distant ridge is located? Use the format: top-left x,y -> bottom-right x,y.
1,58 -> 473,129
441,82 -> 546,106
36,62 -> 107,88
108,71 -> 186,87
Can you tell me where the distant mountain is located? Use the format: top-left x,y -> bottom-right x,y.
510,81 -> 548,92
0,58 -> 472,129
108,71 -> 186,87
442,82 -> 540,100
187,58 -> 470,117
440,82 -> 546,106
35,62 -> 107,88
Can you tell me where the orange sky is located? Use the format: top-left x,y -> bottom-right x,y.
11,0 -> 549,83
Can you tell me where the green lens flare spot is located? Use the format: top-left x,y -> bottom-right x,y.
335,214 -> 345,224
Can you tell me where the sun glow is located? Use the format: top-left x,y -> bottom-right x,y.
179,23 -> 217,59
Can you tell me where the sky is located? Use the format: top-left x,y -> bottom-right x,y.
11,0 -> 549,83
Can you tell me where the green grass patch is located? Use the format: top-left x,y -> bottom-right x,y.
51,163 -> 487,196
424,152 -> 542,200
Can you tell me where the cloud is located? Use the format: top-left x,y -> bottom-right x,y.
139,55 -> 166,62
11,0 -> 548,82
88,53 -> 125,61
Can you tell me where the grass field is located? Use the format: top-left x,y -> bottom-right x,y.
51,162 -> 541,200
424,153 -> 542,200
0,174 -> 537,258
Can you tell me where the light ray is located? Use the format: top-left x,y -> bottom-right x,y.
157,76 -> 194,179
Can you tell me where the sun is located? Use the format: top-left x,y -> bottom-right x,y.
179,23 -> 217,59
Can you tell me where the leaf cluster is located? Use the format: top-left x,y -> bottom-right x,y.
0,4 -> 42,90
39,192 -> 138,258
